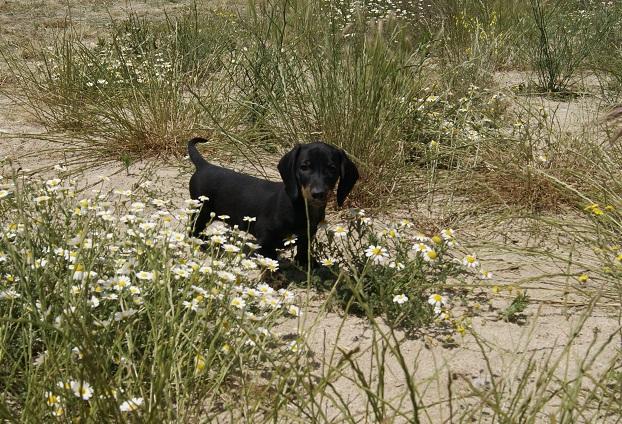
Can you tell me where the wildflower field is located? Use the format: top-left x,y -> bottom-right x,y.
0,0 -> 621,422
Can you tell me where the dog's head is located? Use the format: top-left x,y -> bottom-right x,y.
278,142 -> 359,207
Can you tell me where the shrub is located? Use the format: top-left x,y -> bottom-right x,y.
526,0 -> 615,93
314,209 -> 491,336
0,164 -> 301,420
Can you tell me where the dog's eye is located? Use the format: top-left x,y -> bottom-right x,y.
300,164 -> 310,171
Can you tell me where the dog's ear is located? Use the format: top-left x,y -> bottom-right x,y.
336,149 -> 359,206
278,144 -> 302,201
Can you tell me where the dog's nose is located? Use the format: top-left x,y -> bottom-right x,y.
311,190 -> 327,201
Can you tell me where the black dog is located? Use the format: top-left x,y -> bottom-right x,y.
188,137 -> 359,265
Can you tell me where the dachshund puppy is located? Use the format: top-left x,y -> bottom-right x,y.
188,137 -> 359,265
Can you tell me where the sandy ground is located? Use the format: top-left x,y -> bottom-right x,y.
1,1 -> 620,422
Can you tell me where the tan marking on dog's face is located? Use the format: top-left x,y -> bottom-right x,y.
300,185 -> 326,207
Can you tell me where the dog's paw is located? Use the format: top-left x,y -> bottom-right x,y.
265,270 -> 288,290
294,255 -> 319,270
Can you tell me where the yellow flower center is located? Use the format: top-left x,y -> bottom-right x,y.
195,355 -> 206,371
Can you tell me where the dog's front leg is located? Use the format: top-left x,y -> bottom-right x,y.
257,245 -> 279,261
295,233 -> 319,269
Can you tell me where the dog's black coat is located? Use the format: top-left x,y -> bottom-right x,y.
188,137 -> 359,264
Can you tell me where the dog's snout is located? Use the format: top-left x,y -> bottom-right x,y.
311,189 -> 327,201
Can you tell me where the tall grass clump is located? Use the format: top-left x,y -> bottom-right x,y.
1,7 -> 237,159
589,2 -> 622,97
526,0 -> 616,94
427,0 -> 528,91
211,0 -> 430,204
210,0 -> 512,205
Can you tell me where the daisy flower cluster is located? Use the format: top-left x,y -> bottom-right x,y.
0,167 -> 303,420
315,209 -> 491,333
404,86 -> 507,167
321,0 -> 432,25
40,9 -> 239,102
43,30 -> 178,90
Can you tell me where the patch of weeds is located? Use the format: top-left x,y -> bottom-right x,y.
221,0 -> 432,206
403,85 -> 509,169
314,209 -> 492,336
433,6 -> 508,90
465,165 -> 574,213
462,305 -> 621,422
541,122 -> 622,301
463,100 -> 585,212
500,291 -> 529,323
596,369 -> 622,415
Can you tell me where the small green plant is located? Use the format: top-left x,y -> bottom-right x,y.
314,209 -> 491,335
500,291 -> 530,323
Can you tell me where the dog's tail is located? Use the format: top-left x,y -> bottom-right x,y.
188,137 -> 209,169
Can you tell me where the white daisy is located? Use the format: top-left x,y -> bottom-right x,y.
287,305 -> 301,317
365,245 -> 389,264
70,380 -> 94,400
462,254 -> 479,268
120,397 -> 144,412
230,297 -> 246,309
283,234 -> 297,246
332,225 -> 348,237
422,249 -> 438,263
428,293 -> 448,309
135,271 -> 154,281
392,294 -> 408,304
